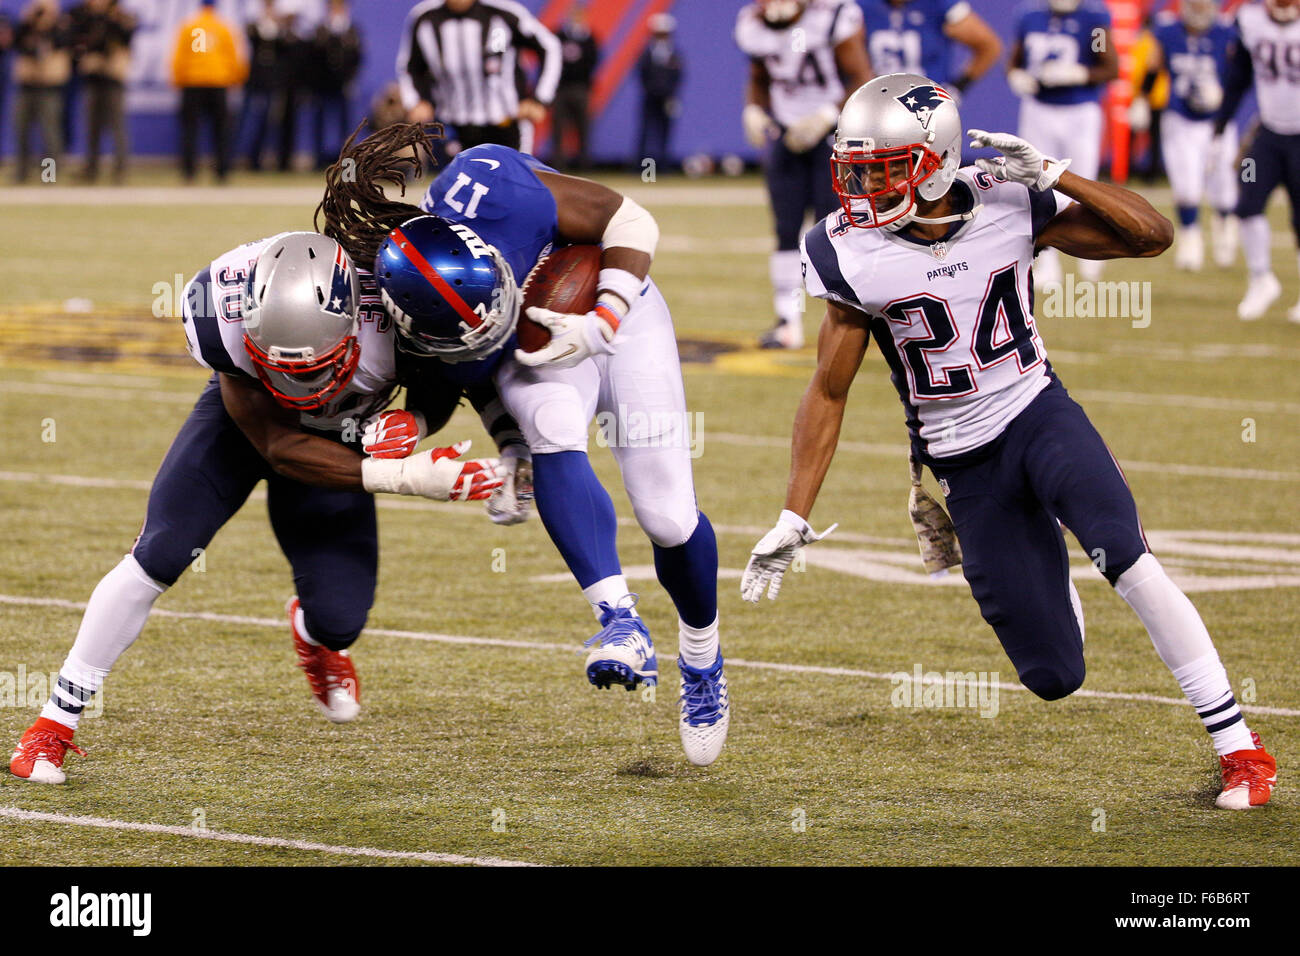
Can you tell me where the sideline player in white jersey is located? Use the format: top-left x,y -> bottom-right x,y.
1136,0 -> 1241,271
737,0 -> 873,349
1007,0 -> 1118,286
1216,0 -> 1300,320
742,73 -> 1277,808
9,233 -> 504,784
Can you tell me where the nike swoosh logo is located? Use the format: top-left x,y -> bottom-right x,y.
552,345 -> 579,360
470,158 -> 501,169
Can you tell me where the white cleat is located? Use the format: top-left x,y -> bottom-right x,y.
759,319 -> 805,350
1211,214 -> 1238,267
1174,226 -> 1204,271
677,655 -> 730,767
1237,272 -> 1281,321
1288,300 -> 1300,324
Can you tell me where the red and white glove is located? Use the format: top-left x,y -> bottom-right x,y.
361,440 -> 505,501
361,409 -> 426,459
513,303 -> 622,370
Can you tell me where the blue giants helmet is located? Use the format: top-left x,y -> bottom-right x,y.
374,215 -> 520,362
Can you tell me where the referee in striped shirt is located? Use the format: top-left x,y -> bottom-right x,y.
397,0 -> 562,152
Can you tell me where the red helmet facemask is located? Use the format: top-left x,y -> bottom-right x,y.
830,143 -> 944,229
242,333 -> 361,413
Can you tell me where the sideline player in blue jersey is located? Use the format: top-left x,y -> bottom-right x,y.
1134,0 -> 1240,271
318,123 -> 731,766
9,233 -> 503,785
858,0 -> 1002,100
1007,0 -> 1118,286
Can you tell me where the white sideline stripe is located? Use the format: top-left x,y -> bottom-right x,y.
0,807 -> 536,867
3,593 -> 1297,718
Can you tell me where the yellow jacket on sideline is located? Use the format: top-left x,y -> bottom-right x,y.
171,6 -> 247,89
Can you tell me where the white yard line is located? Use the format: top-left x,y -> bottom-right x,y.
0,806 -> 536,867
3,593 -> 1296,717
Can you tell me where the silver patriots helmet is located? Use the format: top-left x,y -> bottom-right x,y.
830,73 -> 964,231
241,232 -> 362,412
1048,0 -> 1082,14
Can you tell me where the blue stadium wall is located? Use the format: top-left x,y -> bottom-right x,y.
0,0 -> 1037,163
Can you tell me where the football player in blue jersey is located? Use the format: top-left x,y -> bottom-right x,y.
1133,0 -> 1240,271
318,123 -> 731,766
736,0 -> 874,349
858,0 -> 1002,101
742,74 -> 1276,808
1217,0 -> 1300,320
1007,0 -> 1118,286
9,233 -> 505,785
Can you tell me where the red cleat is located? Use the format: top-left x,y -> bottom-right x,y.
1216,732 -> 1277,809
10,717 -> 85,784
287,598 -> 361,723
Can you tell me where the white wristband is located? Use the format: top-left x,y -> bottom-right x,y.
597,267 -> 643,314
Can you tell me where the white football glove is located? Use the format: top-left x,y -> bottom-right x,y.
513,305 -> 616,370
967,128 -> 1071,192
485,445 -> 534,525
361,440 -> 506,501
1007,68 -> 1039,98
740,510 -> 838,604
361,408 -> 426,459
1038,60 -> 1090,88
783,103 -> 838,154
743,103 -> 779,148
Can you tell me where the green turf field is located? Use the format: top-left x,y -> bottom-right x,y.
0,171 -> 1297,866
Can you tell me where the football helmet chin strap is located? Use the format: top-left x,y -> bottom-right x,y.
881,196 -> 983,233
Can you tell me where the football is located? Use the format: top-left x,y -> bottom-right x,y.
517,244 -> 602,352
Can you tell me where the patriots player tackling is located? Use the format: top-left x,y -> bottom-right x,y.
742,74 -> 1277,808
736,0 -> 873,350
319,124 -> 730,766
9,233 -> 504,785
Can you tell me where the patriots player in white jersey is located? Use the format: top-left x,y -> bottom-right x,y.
1217,0 -> 1300,320
1008,0 -> 1118,286
1137,0 -> 1241,271
742,74 -> 1277,808
9,234 -> 504,785
737,0 -> 873,349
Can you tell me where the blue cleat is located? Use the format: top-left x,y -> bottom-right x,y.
677,654 -> 730,766
584,599 -> 658,690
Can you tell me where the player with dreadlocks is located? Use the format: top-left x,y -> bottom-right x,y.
318,122 -> 731,767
